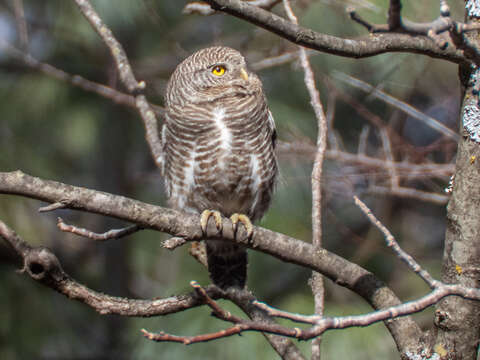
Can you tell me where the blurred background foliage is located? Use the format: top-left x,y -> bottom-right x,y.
0,0 -> 462,359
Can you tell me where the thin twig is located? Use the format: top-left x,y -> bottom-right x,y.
256,283 -> 480,329
72,0 -> 163,166
0,170 -> 423,348
379,128 -> 399,188
278,141 -> 454,179
332,71 -> 459,141
354,196 -> 438,288
282,1 -> 327,358
348,0 -> 472,54
387,0 -> 402,30
12,0 -> 28,52
183,0 -> 280,15
3,216 -> 480,347
0,40 -> 164,116
0,219 -> 224,316
163,237 -> 187,250
367,185 -> 449,205
38,202 -> 67,212
56,217 -> 142,241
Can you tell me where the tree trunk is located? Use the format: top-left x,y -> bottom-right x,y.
433,5 -> 480,357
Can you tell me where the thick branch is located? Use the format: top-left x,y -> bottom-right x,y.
0,170 -> 423,352
204,0 -> 466,63
0,220 -> 222,316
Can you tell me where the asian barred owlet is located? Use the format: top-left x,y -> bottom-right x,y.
162,46 -> 277,289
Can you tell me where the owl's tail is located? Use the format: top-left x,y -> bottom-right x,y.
206,240 -> 247,289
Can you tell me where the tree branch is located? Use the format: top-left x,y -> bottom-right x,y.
72,0 -> 163,166
204,0 -> 466,63
282,1 -> 327,357
0,218 -> 305,359
0,170 -> 423,352
0,40 -> 164,117
0,219 -> 222,316
56,217 -> 143,241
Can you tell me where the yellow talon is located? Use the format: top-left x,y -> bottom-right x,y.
230,213 -> 253,239
200,210 -> 223,234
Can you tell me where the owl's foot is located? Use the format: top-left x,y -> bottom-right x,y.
230,213 -> 253,239
200,210 -> 223,235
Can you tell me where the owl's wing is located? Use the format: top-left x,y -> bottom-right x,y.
267,110 -> 277,149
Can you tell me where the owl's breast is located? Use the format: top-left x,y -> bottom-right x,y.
164,100 -> 276,220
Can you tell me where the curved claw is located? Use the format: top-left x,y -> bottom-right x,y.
200,210 -> 223,235
230,213 -> 253,239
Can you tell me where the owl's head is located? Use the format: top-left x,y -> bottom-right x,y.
165,46 -> 262,107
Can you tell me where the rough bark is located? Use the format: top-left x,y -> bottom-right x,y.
432,12 -> 480,359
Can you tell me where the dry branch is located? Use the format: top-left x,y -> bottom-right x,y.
73,0 -> 163,166
0,41 -> 164,116
282,1 -> 327,357
56,217 -> 142,241
204,0 -> 466,63
0,170 -> 423,352
0,219 -> 222,316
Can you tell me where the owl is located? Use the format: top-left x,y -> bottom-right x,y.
162,46 -> 277,289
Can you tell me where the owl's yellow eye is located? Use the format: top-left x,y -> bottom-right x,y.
212,65 -> 226,76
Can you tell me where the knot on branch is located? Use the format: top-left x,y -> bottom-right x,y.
295,30 -> 316,43
23,247 -> 65,283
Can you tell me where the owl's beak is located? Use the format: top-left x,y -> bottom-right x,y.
240,68 -> 249,81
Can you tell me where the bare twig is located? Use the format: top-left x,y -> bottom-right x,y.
332,71 -> 459,141
38,202 -> 68,212
278,141 -> 453,205
348,0 -> 480,63
255,282 -> 480,328
367,185 -> 449,205
183,0 -> 280,15
449,22 -> 480,66
12,0 -> 28,51
358,126 -> 370,155
278,141 -> 454,177
204,0 -> 466,63
0,41 -> 164,116
282,1 -> 327,358
1,218 -> 305,359
0,219 -> 224,316
251,50 -> 314,71
0,169 -> 424,352
328,79 -> 414,153
354,196 -> 438,287
72,0 -> 163,166
379,128 -> 399,188
142,279 -> 480,346
56,217 -> 142,241
163,237 -> 187,250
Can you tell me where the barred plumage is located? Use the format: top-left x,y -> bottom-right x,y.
162,46 -> 277,288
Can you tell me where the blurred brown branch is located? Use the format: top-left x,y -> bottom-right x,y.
278,141 -> 453,204
0,41 -> 165,116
